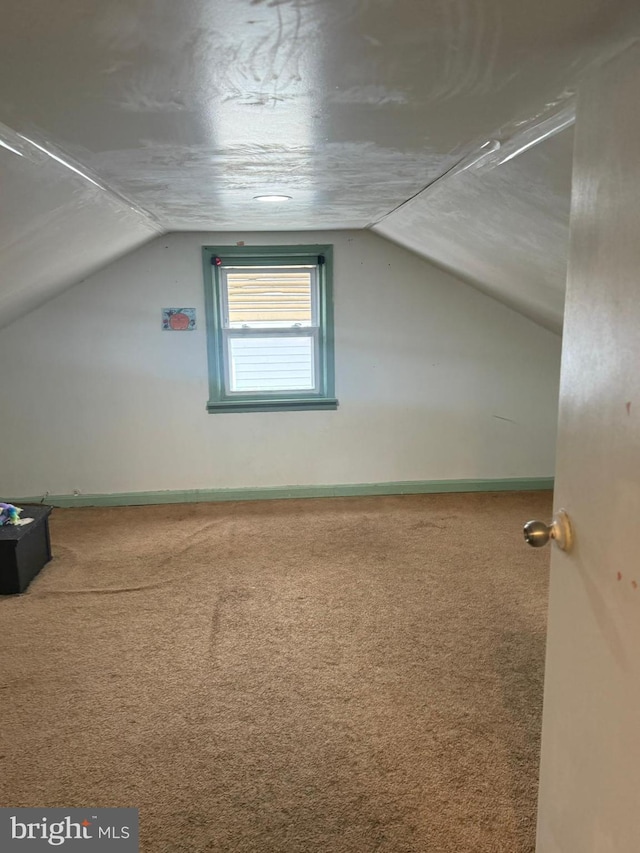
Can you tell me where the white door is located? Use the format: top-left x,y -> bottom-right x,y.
535,42 -> 640,852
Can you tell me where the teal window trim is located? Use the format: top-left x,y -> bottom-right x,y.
202,244 -> 337,414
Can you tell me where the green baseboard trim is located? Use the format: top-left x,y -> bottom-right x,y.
10,478 -> 554,508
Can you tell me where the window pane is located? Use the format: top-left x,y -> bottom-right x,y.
228,335 -> 316,392
224,267 -> 314,328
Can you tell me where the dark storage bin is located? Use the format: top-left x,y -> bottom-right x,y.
0,505 -> 53,594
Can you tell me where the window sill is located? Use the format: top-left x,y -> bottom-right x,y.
206,398 -> 339,414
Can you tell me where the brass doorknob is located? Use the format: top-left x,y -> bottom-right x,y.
523,509 -> 573,552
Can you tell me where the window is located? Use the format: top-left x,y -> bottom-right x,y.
203,245 -> 337,413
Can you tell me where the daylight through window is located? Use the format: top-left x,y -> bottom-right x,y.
203,246 -> 337,413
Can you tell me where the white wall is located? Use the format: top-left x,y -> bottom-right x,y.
0,230 -> 561,497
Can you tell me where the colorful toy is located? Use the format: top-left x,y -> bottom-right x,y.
0,503 -> 22,526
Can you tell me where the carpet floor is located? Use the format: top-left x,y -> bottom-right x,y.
0,492 -> 552,852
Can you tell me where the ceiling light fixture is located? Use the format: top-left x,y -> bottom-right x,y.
253,194 -> 292,202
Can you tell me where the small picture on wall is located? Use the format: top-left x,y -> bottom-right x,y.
162,308 -> 196,330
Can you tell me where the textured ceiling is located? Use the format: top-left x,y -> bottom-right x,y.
374,126 -> 574,332
1,0 -> 639,329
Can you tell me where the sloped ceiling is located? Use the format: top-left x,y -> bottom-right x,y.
374,126 -> 574,332
0,123 -> 161,329
1,0 -> 639,330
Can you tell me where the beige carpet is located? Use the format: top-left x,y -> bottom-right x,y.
0,492 -> 552,852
